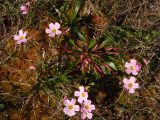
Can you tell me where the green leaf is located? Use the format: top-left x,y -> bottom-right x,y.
126,31 -> 133,37
93,68 -> 101,79
68,39 -> 76,46
59,3 -> 70,23
47,73 -> 69,83
89,82 -> 95,86
76,31 -> 86,41
101,65 -> 111,75
144,35 -> 150,41
99,35 -> 114,48
67,62 -> 76,70
99,40 -> 108,48
89,39 -> 96,49
71,0 -> 83,23
0,104 -> 4,109
108,62 -> 117,71
151,31 -> 160,37
117,93 -> 129,109
136,30 -> 142,37
106,35 -> 114,42
60,75 -> 68,83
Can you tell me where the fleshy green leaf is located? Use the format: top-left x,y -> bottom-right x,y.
108,62 -> 117,71
0,104 -> 4,109
89,39 -> 96,49
60,75 -> 68,83
71,0 -> 83,23
76,31 -> 86,41
69,39 -> 76,46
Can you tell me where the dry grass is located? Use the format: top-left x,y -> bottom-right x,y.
0,0 -> 160,120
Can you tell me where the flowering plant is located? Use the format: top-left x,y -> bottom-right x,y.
63,86 -> 95,119
14,30 -> 27,44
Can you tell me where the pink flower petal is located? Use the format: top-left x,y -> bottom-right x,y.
130,59 -> 137,65
14,35 -> 19,40
123,85 -> 129,90
74,105 -> 80,111
129,88 -> 135,94
125,69 -> 132,74
84,98 -> 88,102
20,5 -> 26,11
85,100 -> 91,105
22,39 -> 27,43
90,105 -> 95,111
130,77 -> 136,83
45,28 -> 51,33
87,112 -> 93,119
79,86 -> 84,92
63,107 -> 69,114
64,99 -> 70,106
19,30 -> 23,36
49,23 -> 55,29
143,59 -> 149,65
49,33 -> 55,37
136,64 -> 141,71
133,83 -> 139,89
71,99 -> 76,105
84,92 -> 88,98
56,30 -> 62,35
67,110 -> 76,116
125,62 -> 130,68
55,22 -> 61,29
29,66 -> 36,70
78,97 -> 83,103
132,70 -> 138,75
24,31 -> 27,37
17,40 -> 23,44
81,112 -> 87,119
123,78 -> 129,84
22,11 -> 28,14
74,91 -> 80,97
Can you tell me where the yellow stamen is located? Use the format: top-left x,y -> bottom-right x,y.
69,105 -> 73,110
128,83 -> 132,87
20,36 -> 24,40
130,66 -> 135,70
52,29 -> 56,33
85,105 -> 89,109
81,93 -> 85,97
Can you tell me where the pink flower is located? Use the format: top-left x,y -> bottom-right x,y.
143,59 -> 149,65
81,100 -> 95,120
14,30 -> 27,44
74,86 -> 88,103
82,100 -> 95,113
45,22 -> 62,37
29,65 -> 36,70
81,110 -> 93,120
20,2 -> 30,14
123,77 -> 139,94
125,59 -> 141,75
63,99 -> 80,117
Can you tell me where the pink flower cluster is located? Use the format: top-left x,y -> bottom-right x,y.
123,59 -> 141,94
13,22 -> 62,44
63,86 -> 95,119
